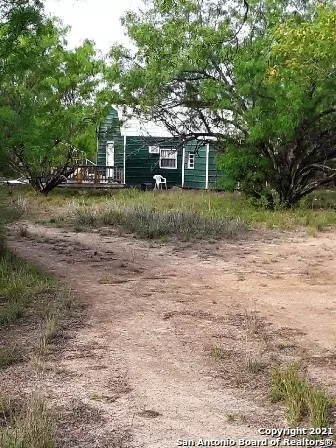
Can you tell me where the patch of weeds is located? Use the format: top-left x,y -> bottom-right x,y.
0,251 -> 53,325
270,365 -> 308,424
301,190 -> 336,210
0,393 -> 17,427
306,227 -> 317,238
98,274 -> 113,285
0,251 -> 72,331
244,311 -> 264,335
0,395 -> 55,448
61,293 -> 74,311
306,388 -> 333,429
30,354 -> 47,373
7,188 -> 336,231
245,357 -> 266,374
74,204 -> 246,241
49,216 -> 65,226
75,209 -> 97,226
211,344 -> 226,360
44,314 -> 59,344
36,315 -> 59,358
36,337 -> 51,359
0,301 -> 25,325
270,364 -> 333,427
0,233 -> 5,256
0,345 -> 22,368
226,412 -> 247,424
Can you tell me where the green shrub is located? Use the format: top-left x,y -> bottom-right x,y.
301,190 -> 336,210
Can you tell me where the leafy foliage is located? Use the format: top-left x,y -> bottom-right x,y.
106,0 -> 336,206
0,1 -> 107,193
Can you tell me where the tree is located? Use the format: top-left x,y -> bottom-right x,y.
0,1 -> 106,193
106,0 -> 336,206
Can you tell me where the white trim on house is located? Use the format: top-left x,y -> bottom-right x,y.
123,135 -> 126,184
159,148 -> 177,169
205,143 -> 210,189
182,146 -> 185,187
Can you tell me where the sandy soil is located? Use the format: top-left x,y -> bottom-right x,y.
7,224 -> 336,447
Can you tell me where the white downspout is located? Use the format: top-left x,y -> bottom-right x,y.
123,135 -> 126,184
205,143 -> 210,190
182,146 -> 185,188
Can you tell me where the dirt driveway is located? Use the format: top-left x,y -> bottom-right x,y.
8,224 -> 336,447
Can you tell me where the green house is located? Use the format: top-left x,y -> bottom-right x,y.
183,140 -> 222,190
97,108 -> 223,189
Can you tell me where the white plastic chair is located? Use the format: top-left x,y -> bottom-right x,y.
153,175 -> 167,190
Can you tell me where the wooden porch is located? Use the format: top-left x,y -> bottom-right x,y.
58,165 -> 125,189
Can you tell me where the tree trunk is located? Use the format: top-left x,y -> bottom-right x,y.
30,167 -> 76,195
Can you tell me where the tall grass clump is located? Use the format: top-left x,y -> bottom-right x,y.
0,252 -> 53,325
0,345 -> 22,368
270,364 -> 333,427
6,187 -> 336,232
62,189 -> 336,234
75,204 -> 246,241
0,395 -> 55,448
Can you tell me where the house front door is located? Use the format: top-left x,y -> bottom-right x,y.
106,141 -> 114,181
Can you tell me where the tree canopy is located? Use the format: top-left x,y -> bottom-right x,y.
107,0 -> 336,206
0,0 -> 107,192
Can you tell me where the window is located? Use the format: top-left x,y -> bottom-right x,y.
159,149 -> 177,169
187,152 -> 195,169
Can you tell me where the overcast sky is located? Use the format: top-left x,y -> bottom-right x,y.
44,0 -> 142,53
44,0 -> 171,135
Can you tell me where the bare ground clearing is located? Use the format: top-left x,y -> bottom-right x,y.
5,223 -> 336,447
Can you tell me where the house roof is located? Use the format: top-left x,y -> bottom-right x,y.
113,108 -> 173,138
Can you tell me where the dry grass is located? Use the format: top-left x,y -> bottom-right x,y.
74,204 -> 246,240
0,346 -> 22,369
0,395 -> 55,448
4,186 -> 336,234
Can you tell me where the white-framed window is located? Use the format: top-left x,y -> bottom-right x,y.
159,148 -> 177,169
187,152 -> 195,169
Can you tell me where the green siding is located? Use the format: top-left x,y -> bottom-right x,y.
184,141 -> 223,190
184,144 -> 207,189
208,151 -> 222,189
125,136 -> 182,187
97,108 -> 121,166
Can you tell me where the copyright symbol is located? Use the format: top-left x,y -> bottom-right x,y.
325,439 -> 333,447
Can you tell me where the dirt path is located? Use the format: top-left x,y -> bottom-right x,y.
8,225 -> 336,447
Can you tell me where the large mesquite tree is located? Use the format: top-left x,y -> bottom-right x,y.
0,1 -> 107,193
106,0 -> 336,206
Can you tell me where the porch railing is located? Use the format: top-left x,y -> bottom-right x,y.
67,165 -> 124,184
